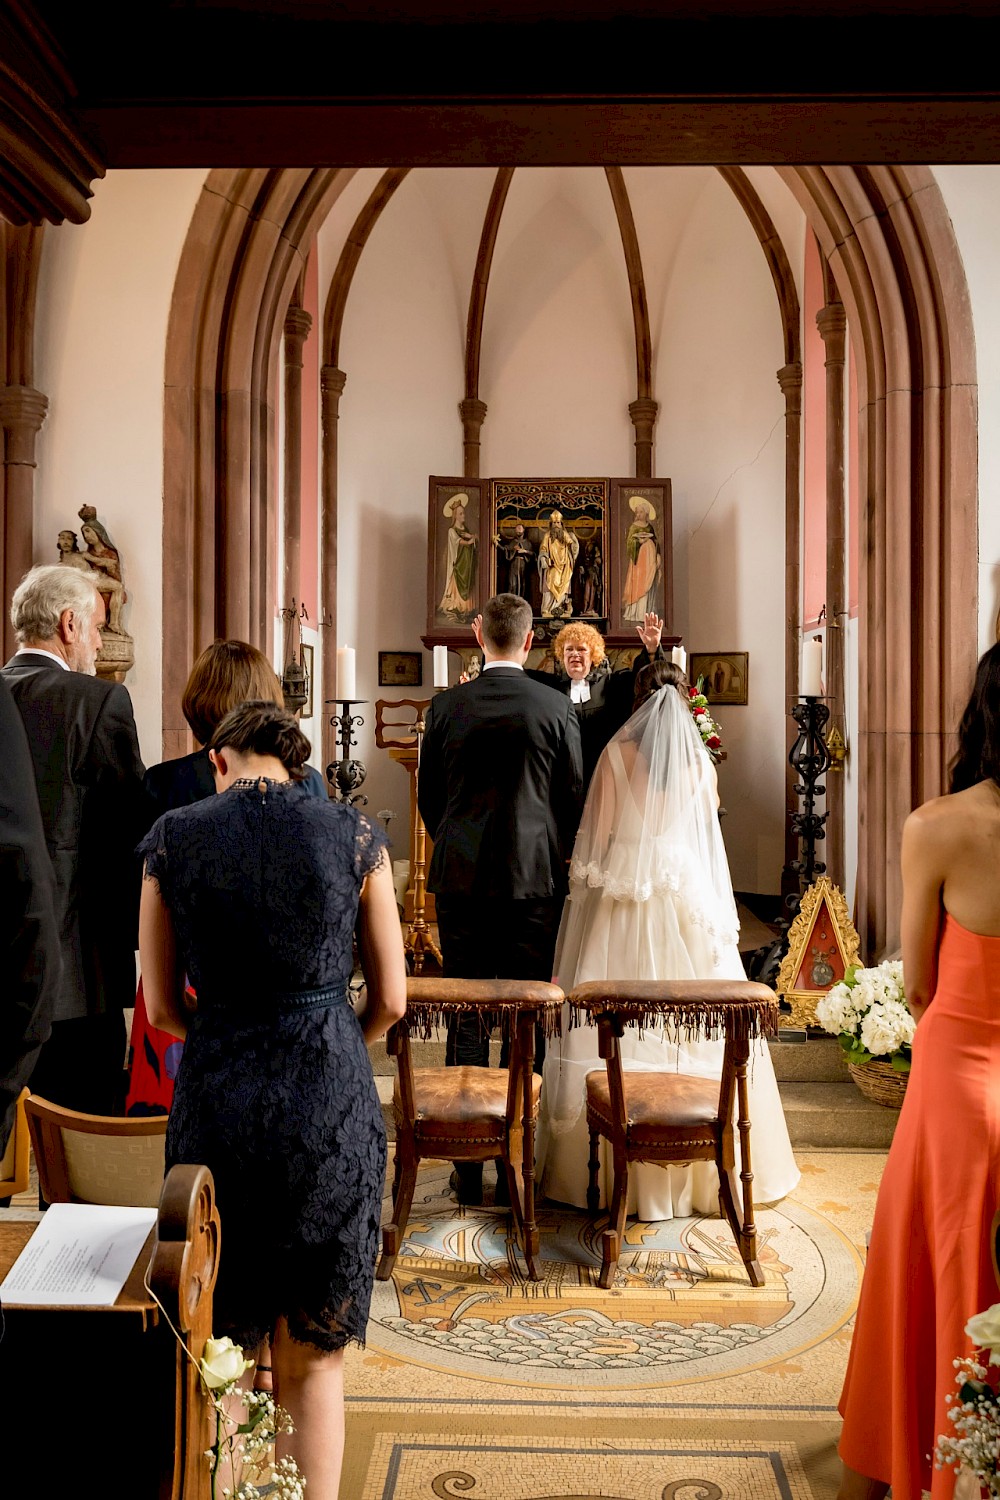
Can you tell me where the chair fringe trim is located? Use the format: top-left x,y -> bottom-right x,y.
403,1001 -> 564,1042
567,997 -> 778,1043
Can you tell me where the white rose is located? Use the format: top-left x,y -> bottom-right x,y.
200,1335 -> 253,1391
966,1304 -> 1000,1363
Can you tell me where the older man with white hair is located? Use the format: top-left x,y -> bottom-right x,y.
2,564 -> 148,1116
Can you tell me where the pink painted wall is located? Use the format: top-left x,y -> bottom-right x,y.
802,230 -> 826,628
300,249 -> 320,621
848,339 -> 859,615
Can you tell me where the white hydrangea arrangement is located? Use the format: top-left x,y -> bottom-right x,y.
814,959 -> 915,1072
936,1304 -> 1000,1492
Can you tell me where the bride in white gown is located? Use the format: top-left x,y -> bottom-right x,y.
538,660 -> 799,1219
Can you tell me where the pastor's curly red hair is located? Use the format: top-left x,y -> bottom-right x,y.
553,622 -> 606,666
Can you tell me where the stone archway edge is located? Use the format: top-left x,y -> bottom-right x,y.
163,165 -> 978,956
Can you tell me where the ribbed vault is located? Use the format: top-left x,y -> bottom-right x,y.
162,163 -> 977,956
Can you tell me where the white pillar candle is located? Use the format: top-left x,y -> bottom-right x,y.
337,645 -> 356,699
433,645 -> 449,688
801,638 -> 823,697
670,646 -> 687,671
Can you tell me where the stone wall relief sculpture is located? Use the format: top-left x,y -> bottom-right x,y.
57,505 -> 134,681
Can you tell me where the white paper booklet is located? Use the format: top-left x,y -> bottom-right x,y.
0,1202 -> 157,1306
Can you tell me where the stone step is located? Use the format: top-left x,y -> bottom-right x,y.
776,1079 -> 899,1149
375,1071 -> 898,1150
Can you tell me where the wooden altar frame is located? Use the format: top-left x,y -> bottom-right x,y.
426,476 -> 673,649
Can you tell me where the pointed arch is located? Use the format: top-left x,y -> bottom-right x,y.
163,163 -> 978,956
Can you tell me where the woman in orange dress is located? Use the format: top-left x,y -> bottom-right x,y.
837,642 -> 1000,1500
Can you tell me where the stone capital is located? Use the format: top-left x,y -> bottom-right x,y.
776,362 -> 803,412
0,383 -> 48,434
628,397 -> 659,428
816,303 -> 848,362
320,365 -> 347,414
459,397 -> 488,430
284,305 -> 313,349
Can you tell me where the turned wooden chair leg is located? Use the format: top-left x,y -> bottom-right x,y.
600,1145 -> 629,1289
586,1124 -> 601,1215
377,1151 -> 418,1280
718,1162 -> 764,1287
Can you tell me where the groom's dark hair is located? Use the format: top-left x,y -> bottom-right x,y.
483,593 -> 532,653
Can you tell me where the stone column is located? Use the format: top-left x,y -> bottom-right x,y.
459,397 -> 487,479
0,384 -> 47,659
816,302 -> 848,887
282,305 -> 312,614
628,397 -> 659,479
777,362 -> 803,886
320,365 -> 347,771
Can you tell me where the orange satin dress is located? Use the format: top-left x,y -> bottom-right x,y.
838,914 -> 1000,1498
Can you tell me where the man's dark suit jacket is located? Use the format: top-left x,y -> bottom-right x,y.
144,746 -> 329,816
417,665 -> 584,901
0,675 -> 60,1150
1,653 -> 149,1024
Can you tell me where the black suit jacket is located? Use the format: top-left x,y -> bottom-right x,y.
417,665 -> 584,901
1,653 -> 150,1023
144,746 -> 330,816
0,675 -> 60,1149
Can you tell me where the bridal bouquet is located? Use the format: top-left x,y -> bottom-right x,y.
814,959 -> 915,1071
688,683 -> 724,763
936,1305 -> 1000,1494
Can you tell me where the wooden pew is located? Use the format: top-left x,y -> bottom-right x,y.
0,1163 -> 219,1499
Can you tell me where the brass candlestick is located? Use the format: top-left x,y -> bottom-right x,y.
405,699 -> 443,974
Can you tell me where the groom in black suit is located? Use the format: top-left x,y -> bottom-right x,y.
2,564 -> 149,1116
418,593 -> 584,1201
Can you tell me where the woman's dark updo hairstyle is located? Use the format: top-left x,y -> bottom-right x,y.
633,659 -> 688,713
209,701 -> 311,781
949,642 -> 1000,793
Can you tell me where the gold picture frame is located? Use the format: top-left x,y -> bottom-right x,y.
775,876 -> 861,1029
689,651 -> 748,705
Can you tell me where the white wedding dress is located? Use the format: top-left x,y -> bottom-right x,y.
538,687 -> 799,1219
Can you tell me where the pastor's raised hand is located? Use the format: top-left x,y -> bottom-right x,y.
637,612 -> 664,654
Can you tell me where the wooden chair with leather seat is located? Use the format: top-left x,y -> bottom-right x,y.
377,976 -> 564,1282
570,978 -> 779,1289
25,1093 -> 168,1207
0,1088 -> 31,1201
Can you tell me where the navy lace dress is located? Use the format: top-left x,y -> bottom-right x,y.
137,778 -> 388,1353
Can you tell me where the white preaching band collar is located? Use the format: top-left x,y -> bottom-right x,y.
482,659 -> 523,671
569,680 -> 591,704
16,647 -> 70,670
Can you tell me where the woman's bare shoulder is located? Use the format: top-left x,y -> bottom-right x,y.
905,782 -> 999,841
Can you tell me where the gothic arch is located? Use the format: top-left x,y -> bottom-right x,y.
162,163 -> 977,955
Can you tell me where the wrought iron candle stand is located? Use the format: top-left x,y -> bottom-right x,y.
326,699 -> 368,804
751,696 -> 832,986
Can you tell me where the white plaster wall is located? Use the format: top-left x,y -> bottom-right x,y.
328,170 -> 492,827
32,167 -> 207,767
482,168 -> 635,475
650,170 -> 789,892
931,166 -> 1000,654
322,165 -> 796,889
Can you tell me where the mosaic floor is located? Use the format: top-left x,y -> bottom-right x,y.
343,1150 -> 884,1500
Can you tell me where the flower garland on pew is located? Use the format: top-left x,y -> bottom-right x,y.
143,1261 -> 306,1500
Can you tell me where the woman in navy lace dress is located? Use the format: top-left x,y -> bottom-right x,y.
138,702 -> 406,1498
